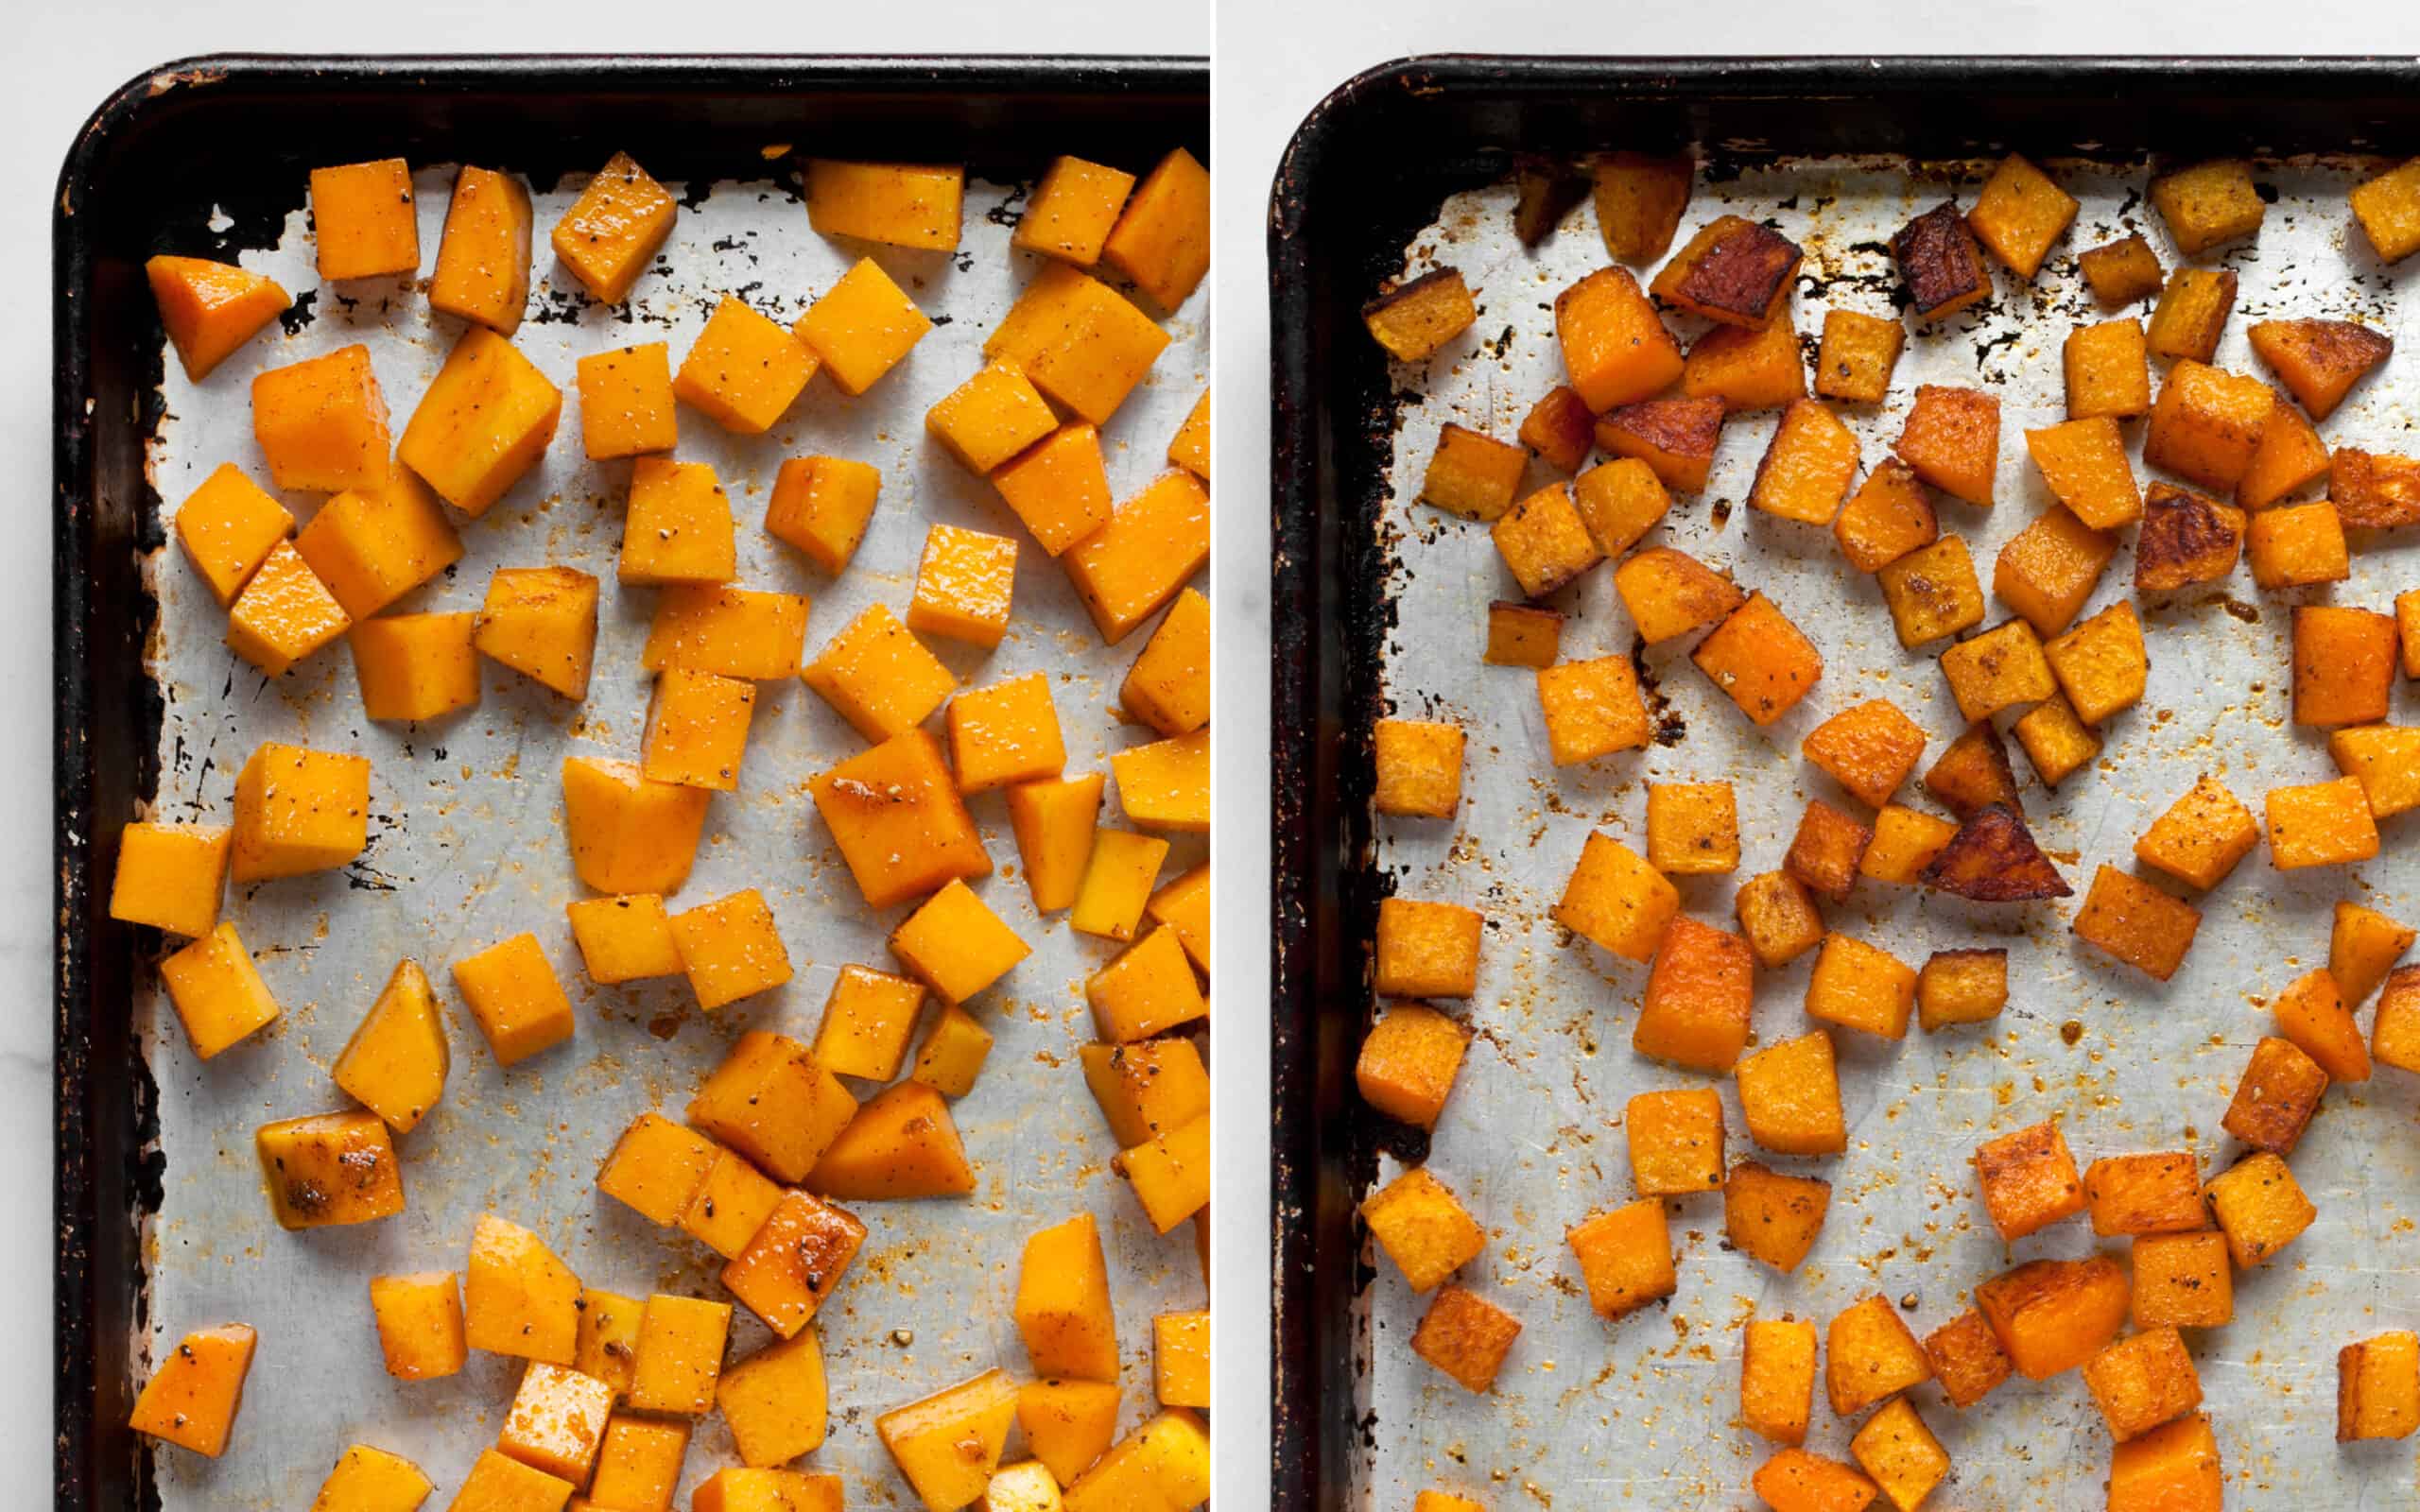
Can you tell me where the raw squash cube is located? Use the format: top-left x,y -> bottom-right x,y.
2013,695 -> 2101,787
2145,362 -> 2272,493
695,1469 -> 842,1512
2292,605 -> 2396,728
1062,472 -> 1209,644
1016,155 -> 1136,266
551,152 -> 675,305
147,256 -> 289,381
1409,1286 -> 1521,1394
688,1031 -> 857,1184
1861,803 -> 1956,884
1518,385 -> 1594,473
806,159 -> 962,249
2135,483 -> 2244,593
397,327 -> 561,517
640,669 -> 755,791
627,1295 -> 732,1416
1420,423 -> 1526,521
2248,500 -> 2349,588
794,257 -> 932,396
1975,1255 -> 2128,1380
995,424 -> 1115,558
2332,900 -> 2415,1004
1893,200 -> 1990,321
1593,397 -> 1724,493
1360,1166 -> 1483,1293
1749,399 -> 1858,524
1682,314 -> 1806,413
1537,656 -> 1651,765
802,604 -> 954,743
2265,776 -> 2380,868
311,1443 -> 433,1511
226,541 -> 351,676
596,1111 -> 717,1226
1015,1212 -> 1119,1380
1740,1317 -> 1818,1444
722,1189 -> 864,1338
1484,601 -> 1564,667
499,1364 -> 615,1484
2073,866 -> 2202,980
1652,215 -> 1802,328
1785,799 -> 1872,902
1645,782 -> 1737,875
1493,484 -> 1603,599
2131,1233 -> 2233,1331
1634,917 -> 1754,1071
1876,535 -> 1983,647
1805,932 -> 1916,1040
1552,830 -> 1677,961
1827,1293 -> 1933,1417
1694,592 -> 1822,725
766,455 -> 882,574
2237,392 -> 2330,508
2204,1151 -> 2315,1267
2380,966 -> 2420,1074
1571,456 -> 1671,557
350,612 -> 480,722
1802,699 -> 1926,809
2062,314 -> 2158,416
1834,458 -> 1939,574
559,757 -> 708,896
231,741 -> 369,884
672,297 -> 817,436
1015,1379 -> 1121,1491
173,462 -> 293,605
252,345 -> 390,494
2271,967 -> 2370,1083
621,457 -> 735,587
1998,505 -> 2117,655
946,673 -> 1066,795
2221,1035 -> 2328,1155
370,1272 -> 466,1381
589,1416 -> 691,1512
910,1006 -> 993,1095
1100,146 -> 1209,308
129,1323 -> 256,1457
2044,599 -> 2147,726
1916,948 -> 2006,1031
2083,1153 -> 2204,1237
809,1081 -> 977,1200
1626,1087 -> 1723,1195
668,889 -> 792,1010
2249,318 -> 2393,421
1751,1450 -> 1877,1512
2331,446 -> 2420,528
1374,897 -> 1481,999
332,958 -> 448,1132
1814,308 -> 1905,404
465,1213 -> 580,1366
1371,716 -> 1462,820
2135,773 -> 2257,890
1737,1031 -> 1845,1156
1590,150 -> 1692,263
1893,385 -> 1999,506
110,822 -> 230,937
1722,1161 -> 1830,1273
1968,152 -> 2075,277
2080,233 -> 2164,304
2026,419 -> 2142,532
812,965 -> 926,1082
717,1330 -> 831,1469
984,263 -> 1169,424
1153,1311 -> 1210,1408
1923,1309 -> 2014,1409
453,934 -> 575,1066
927,363 -> 1057,474
1109,730 -> 1208,832
448,1452 -> 572,1512
1069,829 -> 1169,942
1848,1397 -> 1949,1512
1005,773 -> 1106,913
641,585 -> 807,682
2152,159 -> 2264,253
430,164 -> 532,335
1566,1197 -> 1675,1319
1734,871 -> 1824,969
1612,547 -> 1742,644
2338,1332 -> 2420,1442
2353,157 -> 2420,262
475,567 -> 597,699
1939,618 -> 2054,722
1110,1109 -> 1208,1231
890,878 -> 1028,1003
310,158 -> 418,280
2146,269 -> 2237,364
1972,1119 -> 2085,1241
1365,269 -> 1477,364
257,1110 -> 403,1229
807,730 -> 991,909
1084,1037 -> 1212,1148
1554,266 -> 1684,410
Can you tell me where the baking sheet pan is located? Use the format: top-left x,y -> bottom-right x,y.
1270,55 -> 2420,1511
57,53 -> 1207,1509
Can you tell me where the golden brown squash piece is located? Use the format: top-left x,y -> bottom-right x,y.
1589,151 -> 1692,263
1512,161 -> 1589,248
2152,159 -> 2265,254
1967,153 -> 2077,279
1891,201 -> 1990,322
1920,803 -> 2071,901
1593,396 -> 1723,493
1363,269 -> 1477,364
2077,234 -> 2164,306
2134,483 -> 2244,592
2248,318 -> 2393,421
2145,269 -> 2237,364
2351,157 -> 2420,264
1650,215 -> 1802,329
2330,447 -> 2420,528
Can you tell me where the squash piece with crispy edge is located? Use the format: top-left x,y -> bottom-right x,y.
2084,1327 -> 2204,1443
1939,619 -> 2055,723
1360,1166 -> 1483,1294
2338,1332 -> 2420,1442
147,256 -> 290,381
1834,458 -> 1937,573
1802,699 -> 1926,809
1419,424 -> 1527,522
2401,595 -> 2420,675
2044,599 -> 2147,726
2084,1154 -> 2204,1238
1492,484 -> 1603,600
1651,215 -> 1801,328
2238,390 -> 2331,509
465,1212 -> 581,1366
1740,1316 -> 1818,1445
1552,831 -> 1677,962
2222,1049 -> 2313,1187
1591,151 -> 1693,263
2332,900 -> 2414,1005
1924,1309 -> 2014,1410
2250,318 -> 2393,420
1922,803 -> 2070,901
2335,725 -> 2420,821
1753,1449 -> 1877,1512
1625,1087 -> 1724,1195
2352,157 -> 2420,264
1409,1285 -> 1521,1394
129,1323 -> 257,1457
1737,1031 -> 1845,1157
2266,776 -> 2382,868
2332,446 -> 2420,528
2025,418 -> 2141,530
1996,505 -> 2118,637
1973,1120 -> 2086,1241
2204,1151 -> 2315,1267
2146,362 -> 2273,494
1593,396 -> 1723,493
2131,1233 -> 2234,1332
875,1368 -> 1017,1511
1975,1255 -> 2129,1380
2079,233 -> 2164,305
1892,201 -> 1990,322
1876,534 -> 1983,647
808,1081 -> 976,1201
1634,917 -> 1753,1072
1722,1160 -> 1830,1274
1749,399 -> 1858,524
1554,266 -> 1685,411
1734,870 -> 1824,970
1571,456 -> 1670,558
1535,656 -> 1651,765
2108,1414 -> 2223,1512
2014,693 -> 2101,788
2145,269 -> 2237,364
2134,483 -> 2244,592
1969,153 -> 2076,278
2151,159 -> 2265,254
1916,948 -> 2007,1031
1357,1003 -> 1470,1129
1893,385 -> 1999,506
1566,1197 -> 1675,1320
1363,268 -> 1476,364
1518,385 -> 1595,472
2270,967 -> 2371,1083
1682,315 -> 1806,413
1694,592 -> 1823,727
2065,317 -> 2152,419
1785,799 -> 1871,903
1612,548 -> 1741,644
2246,499 -> 2349,589
1644,782 -> 1737,876
2073,866 -> 2201,979
1827,1293 -> 1933,1417
1849,1396 -> 1949,1512
1814,308 -> 1904,404
1806,932 -> 1916,1040
2292,605 -> 2396,728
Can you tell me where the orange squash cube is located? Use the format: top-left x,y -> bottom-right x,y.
874,1369 -> 1017,1512
230,740 -> 370,884
723,1190 -> 864,1340
1748,399 -> 1858,524
1848,1396 -> 1949,1512
2353,157 -> 2420,263
1612,547 -> 1742,644
672,297 -> 817,436
1682,313 -> 1806,413
2379,965 -> 2420,1074
2131,1233 -> 2234,1331
2134,773 -> 2258,890
926,362 -> 1057,474
465,1213 -> 581,1366
1785,799 -> 1872,903
2146,361 -> 2273,493
1737,1031 -> 1845,1156
397,327 -> 562,517
1968,152 -> 2075,276
2073,866 -> 2202,981
1832,458 -> 1938,574
1565,1197 -> 1675,1320
2044,599 -> 2147,726
498,1363 -> 615,1484
1893,385 -> 1999,507
801,604 -> 954,743
2221,1035 -> 2329,1155
2238,391 -> 2331,509
1801,699 -> 1925,810
1484,602 -> 1564,669
2084,1327 -> 2203,1443
2065,317 -> 2152,420
1827,1293 -> 1933,1417
1359,1165 -> 1483,1293
2292,605 -> 2397,728
1974,1255 -> 2129,1379
1644,781 -> 1737,876
1996,502 -> 2118,640
129,1323 -> 257,1457
2250,318 -> 2392,420
1373,717 -> 1463,819
552,152 -> 675,305
911,1005 -> 994,1097
110,822 -> 232,939
1805,932 -> 1916,1040
252,345 -> 390,495
1694,592 -> 1822,726
2107,1413 -> 2222,1512
890,878 -> 1028,1004
688,1031 -> 858,1184
372,1270 -> 467,1382
1062,472 -> 1209,645
2332,900 -> 2415,1004
1893,200 -> 1990,322
2330,725 -> 2420,820
2152,159 -> 2265,253
1752,1449 -> 1878,1512
1357,1004 -> 1468,1129
452,933 -> 576,1067
994,423 -> 1114,557
1590,150 -> 1692,264
811,1081 -> 977,1202
669,889 -> 793,1011
1876,535 -> 1983,647
475,566 -> 598,699
311,158 -> 418,280
1813,308 -> 1905,405
1535,655 -> 1651,765
945,673 -> 1066,795
1015,155 -> 1136,266
559,756 -> 706,896
1923,1309 -> 2013,1409
793,256 -> 931,396
2026,418 -> 2142,530
2338,1332 -> 2420,1442
430,164 -> 533,335
1518,385 -> 1595,473
1100,146 -> 1208,309
2135,483 -> 2245,593
1374,897 -> 1481,999
1364,268 -> 1477,364
257,1110 -> 404,1230
2331,445 -> 2420,528
1740,1317 -> 1818,1445
294,472 -> 463,621
2083,1153 -> 2204,1238
595,1111 -> 715,1226
1593,396 -> 1724,493
1916,948 -> 2007,1031
1634,916 -> 1754,1072
2265,776 -> 2381,868
2013,694 -> 2102,788
1409,1286 -> 1521,1395
1492,483 -> 1603,599
2205,1151 -> 2316,1267
986,261 -> 1170,424
2146,269 -> 2237,364
1086,926 -> 1206,1042
805,159 -> 962,249
171,462 -> 293,607
225,541 -> 350,677
2271,966 -> 2370,1082
807,729 -> 992,909
1939,618 -> 2055,722
1626,1087 -> 1723,1195
620,457 -> 735,587
1553,830 -> 1679,962
1554,266 -> 1685,411
1419,423 -> 1527,522
1723,1160 -> 1830,1274
1972,1119 -> 2086,1241
811,964 -> 925,1083
147,256 -> 289,381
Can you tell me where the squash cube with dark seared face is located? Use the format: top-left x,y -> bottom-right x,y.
1924,803 -> 2070,901
1892,201 -> 1991,321
1650,215 -> 1803,328
1593,396 -> 1724,493
2249,318 -> 2394,421
2134,483 -> 2244,593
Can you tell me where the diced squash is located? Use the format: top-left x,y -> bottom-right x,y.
2073,866 -> 2202,980
1594,396 -> 1723,493
2247,499 -> 2349,589
332,958 -> 447,1132
2044,599 -> 2147,726
310,1443 -> 434,1512
2338,1332 -> 2420,1442
2080,221 -> 2168,302
2152,160 -> 2264,253
1969,152 -> 2075,277
1826,1293 -> 1933,1417
2131,1232 -> 2234,1331
310,159 -> 417,281
794,257 -> 932,396
1566,1197 -> 1675,1319
596,1111 -> 716,1227
2012,694 -> 2101,787
130,1323 -> 257,1457
293,470 -> 461,620
681,1153 -> 790,1262
2084,1328 -> 2203,1443
1363,269 -> 1476,364
551,152 -> 674,304
1612,547 -> 1741,644
2265,776 -> 2381,868
1916,948 -> 2007,1031
1644,782 -> 1737,876
985,263 -> 1170,424
2204,1151 -> 2315,1267
1748,398 -> 1857,524
1848,1396 -> 1949,1512
1591,151 -> 1692,263
2250,318 -> 2392,420
2270,967 -> 2370,1083
498,1363 -> 615,1484
2382,966 -> 2420,1075
147,256 -> 289,381
2135,483 -> 2245,593
1876,535 -> 1983,647
1805,931 -> 1916,1039
1063,472 -> 1208,646
397,327 -> 561,517
689,1031 -> 858,1184
1833,458 -> 1938,573
1923,1309 -> 2013,1410
1109,730 -> 1209,832
252,345 -> 390,494
1786,799 -> 1871,902
1740,1317 -> 1818,1444
1737,1031 -> 1845,1156
2292,605 -> 2397,728
2221,1035 -> 2328,1155
452,1450 -> 574,1512
1893,385 -> 1998,506
1100,146 -> 1208,308
1922,802 -> 2070,901
1408,1286 -> 1521,1393
1518,385 -> 1595,472
1373,717 -> 1463,819
1652,215 -> 1801,328
875,1368 -> 1021,1512
1997,505 -> 2118,641
1971,1119 -> 2085,1241
1893,200 -> 1990,321
1535,656 -> 1651,765
226,541 -> 351,676
371,1272 -> 466,1382
2332,900 -> 2415,1004
1801,699 -> 1925,810
1016,155 -> 1136,266
808,730 -> 992,908
452,933 -> 575,1066
2027,418 -> 2142,530
1374,896 -> 1481,999
1015,1212 -> 1120,1380
1693,592 -> 1822,726
2066,317 -> 2152,420
2084,1153 -> 2204,1238
1682,314 -> 1806,413
430,165 -> 533,334
1734,871 -> 1824,969
809,1081 -> 977,1201
2353,157 -> 2420,263
1084,1037 -> 1212,1148
995,424 -> 1115,558
1553,831 -> 1677,961
230,741 -> 369,884
1974,1255 -> 2128,1379
1484,601 -> 1564,668
350,612 -> 480,722
1813,308 -> 1905,404
806,159 -> 962,249
1016,1380 -> 1123,1491
1360,1165 -> 1482,1293
1493,484 -> 1603,599
717,1329 -> 830,1468
1088,925 -> 1207,1042
1939,618 -> 2054,722
2332,446 -> 2420,528
1634,916 -> 1754,1072
1112,1111 -> 1210,1233
1419,423 -> 1527,522
110,821 -> 231,938
1752,1449 -> 1877,1512
696,1467 -> 838,1512
2145,362 -> 2273,493
465,1212 -> 581,1366
1723,1160 -> 1830,1274
926,363 -> 1056,474
2131,774 -> 2256,893
2238,392 -> 2331,509
172,462 -> 293,606
1554,266 -> 1684,410
2146,269 -> 2237,364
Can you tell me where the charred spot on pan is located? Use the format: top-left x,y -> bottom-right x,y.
275,289 -> 318,335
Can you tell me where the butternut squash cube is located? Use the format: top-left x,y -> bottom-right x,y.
2221,1035 -> 2328,1155
1360,1165 -> 1482,1293
130,1323 -> 255,1457
1640,781 -> 1735,874
2265,776 -> 2381,868
1722,1160 -> 1831,1273
2331,726 -> 2420,821
695,1469 -> 842,1512
2145,361 -> 2273,493
252,344 -> 390,494
2271,967 -> 2370,1083
2025,422 -> 2142,541
1806,932 -> 1916,1040
1652,215 -> 1802,328
2080,233 -> 2164,305
589,1415 -> 689,1512
173,462 -> 293,606
1518,385 -> 1593,473
1419,423 -> 1525,521
809,1080 -> 976,1201
451,933 -> 576,1067
1493,483 -> 1603,599
231,741 -> 369,883
1894,385 -> 1999,506
2146,269 -> 2237,364
1015,155 -> 1136,266
1363,719 -> 1463,825
806,159 -> 962,249
310,158 -> 418,280
621,457 -> 735,587
1609,548 -> 1738,644
111,822 -> 231,938
1409,1286 -> 1521,1394
811,964 -> 926,1082
1915,948 -> 2006,1031
2379,965 -> 2420,1074
1483,601 -> 1564,668
431,165 -> 533,335
1734,871 -> 1824,969
1893,200 -> 1990,322
147,256 -> 289,381
1681,314 -> 1806,413
2331,445 -> 2420,527
1876,535 -> 1983,647
765,455 -> 882,574
2152,159 -> 2265,253
2131,1233 -> 2233,1331
1827,1293 -> 1933,1417
2074,866 -> 2201,980
1626,1087 -> 1723,1195
1752,1450 -> 1876,1512
689,1030 -> 858,1184
595,1112 -> 716,1226
2293,605 -> 2397,728
1590,150 -> 1692,263
1594,397 -> 1724,493
717,1329 -> 831,1468
452,1450 -> 573,1512
1063,472 -> 1208,645
551,152 -> 675,305
258,1110 -> 401,1229
2353,156 -> 2420,263
1834,457 -> 1938,573
574,1289 -> 648,1400
1635,916 -> 1754,1071
1749,399 -> 1858,525
2204,1151 -> 2315,1266
1785,799 -> 1871,903
1566,1197 -> 1675,1319
2246,500 -> 2348,588
669,889 -> 792,1010
2044,599 -> 2147,726
350,612 -> 480,722
2250,318 -> 2393,421
627,1294 -> 731,1416
1564,461 -> 1665,564
310,1443 -> 433,1512
1695,592 -> 1823,726
1973,1119 -> 2085,1241
559,756 -> 707,896
1016,1212 -> 1119,1380
1372,892 -> 1484,1001
638,669 -> 755,792
1111,1109 -> 1208,1232
2338,1332 -> 2420,1442
1814,308 -> 1905,404
1015,1380 -> 1121,1489
2134,773 -> 2256,890
2332,900 -> 2414,1004
1148,1310 -> 1209,1409
1859,805 -> 1958,885
473,566 -> 597,699
370,1272 -> 465,1381
944,673 -> 1066,796
2237,392 -> 2330,509
910,1005 -> 994,1097
2013,693 -> 2101,788
1848,1397 -> 1948,1512
993,424 -> 1115,558
984,263 -> 1169,424
2135,483 -> 2244,593
927,363 -> 1057,474
682,1154 -> 787,1261
794,256 -> 932,396
332,958 -> 448,1132
1349,1003 -> 1472,1134
672,296 -> 817,436
1553,830 -> 1677,961
1975,1255 -> 2129,1380
1100,146 -> 1209,309
226,541 -> 351,676
1939,619 -> 2055,722
808,730 -> 992,909
887,878 -> 1026,1004
1801,699 -> 1925,810
1969,152 -> 2076,277
1084,1037 -> 1212,1148
2083,1153 -> 2204,1238
1364,269 -> 1476,364
1737,1031 -> 1845,1156
802,604 -> 954,743
1740,1317 -> 1818,1445
499,1364 -> 615,1484
1923,1309 -> 2013,1409
1004,772 -> 1105,915
640,585 -> 807,683
1068,829 -> 1169,943
1555,266 -> 1685,410
465,1213 -> 580,1366
397,327 -> 561,516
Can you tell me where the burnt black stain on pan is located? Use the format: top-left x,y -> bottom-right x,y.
1632,634 -> 1686,747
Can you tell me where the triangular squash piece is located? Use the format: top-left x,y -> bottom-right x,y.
147,255 -> 290,380
1921,802 -> 2072,900
1016,1379 -> 1122,1486
1924,721 -> 2023,820
805,1082 -> 975,1200
875,1366 -> 1018,1510
332,959 -> 449,1133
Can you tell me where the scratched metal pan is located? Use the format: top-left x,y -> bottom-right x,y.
56,53 -> 1207,1508
1270,56 -> 2420,1510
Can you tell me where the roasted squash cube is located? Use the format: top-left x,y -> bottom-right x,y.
2146,362 -> 2273,493
1972,1119 -> 2086,1241
1553,831 -> 1679,962
1737,1031 -> 1845,1157
475,566 -> 598,699
1634,917 -> 1754,1072
1813,307 -> 1905,404
1594,396 -> 1724,493
295,474 -> 462,621
1110,730 -> 1208,833
1016,155 -> 1136,266
1419,423 -> 1527,522
2221,1035 -> 2329,1155
2204,1151 -> 2315,1267
1364,269 -> 1477,364
2332,899 -> 2415,1004
1893,200 -> 1991,322
2152,160 -> 2264,253
331,957 -> 448,1132
1374,896 -> 1481,999
498,1363 -> 615,1484
1535,656 -> 1651,765
1996,504 -> 2118,638
2238,392 -> 2331,509
640,668 -> 755,792
2293,605 -> 2397,728
1626,1087 -> 1723,1195
640,584 -> 808,683
1360,1165 -> 1482,1293
1940,618 -> 2055,722
1518,385 -> 1595,473
1590,151 -> 1692,263
2338,1332 -> 2420,1442
1409,1285 -> 1521,1395
1152,1311 -> 1209,1409
1645,781 -> 1737,876
1356,1004 -> 1467,1129
310,158 -> 418,281
257,1109 -> 402,1230
2026,418 -> 2142,531
801,604 -> 954,743
629,1295 -> 731,1417
811,1081 -> 977,1202
2013,694 -> 2102,788
1827,1293 -> 1933,1417
1893,385 -> 1999,506
794,256 -> 931,396
589,1416 -> 691,1512
1802,699 -> 1926,809
596,1111 -> 716,1227
1565,1197 -> 1675,1319
1067,829 -> 1169,942
1968,153 -> 2075,277
2044,599 -> 2147,726
397,327 -> 561,517
2331,445 -> 2420,528
945,673 -> 1066,795
2246,500 -> 2349,591
1374,717 -> 1464,819
1876,535 -> 1983,647
925,362 -> 1057,475
1554,266 -> 1685,410
1916,948 -> 2007,1031
1752,1450 -> 1877,1512
908,1005 -> 993,1097
1651,215 -> 1801,328
453,933 -> 575,1067
1834,458 -> 1938,573
2146,269 -> 2237,364
552,152 -> 675,305
1087,926 -> 1206,1042
876,1368 -> 1018,1511
2353,157 -> 2420,263
1120,587 -> 1209,737
808,730 -> 991,909
2084,1328 -> 2203,1443
130,1323 -> 256,1457
428,163 -> 531,334
1682,314 -> 1806,414
1749,399 -> 1858,524
1974,1255 -> 2129,1380
1806,932 -> 1916,1040
891,878 -> 1028,1004
620,457 -> 735,587
1923,1309 -> 2013,1409
2379,965 -> 2420,1074
1004,773 -> 1105,915
1740,1317 -> 1818,1444
993,423 -> 1115,559
2250,318 -> 2393,421
2080,233 -> 2164,305
1484,602 -> 1564,668
252,344 -> 390,495
672,296 -> 818,437
1014,1211 -> 1119,1380
312,1443 -> 434,1511
231,741 -> 369,884
2084,1153 -> 2204,1238
1786,799 -> 1872,903
1493,484 -> 1604,599
1612,547 -> 1742,644
2265,776 -> 2381,868
716,1331 -> 832,1469
2131,1232 -> 2233,1331
1694,592 -> 1822,726
1099,146 -> 1208,308
668,889 -> 793,1011
985,262 -> 1170,424
147,256 -> 288,381
689,1031 -> 857,1185
2135,483 -> 2244,593
1723,1160 -> 1830,1273
2073,866 -> 2201,980
1848,1395 -> 1949,1512
721,1190 -> 863,1339
2271,967 -> 2370,1083
1917,802 -> 2066,900
370,1271 -> 466,1382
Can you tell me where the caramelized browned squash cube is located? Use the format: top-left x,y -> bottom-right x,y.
1893,385 -> 1999,507
1892,201 -> 1991,322
2204,1151 -> 2315,1267
2079,233 -> 2165,305
1692,593 -> 1823,726
1923,802 -> 2069,901
1834,459 -> 1938,574
1517,385 -> 1595,473
1593,397 -> 1724,493
1364,269 -> 1477,363
1492,484 -> 1603,599
2221,1035 -> 2328,1155
2150,159 -> 2265,255
2353,157 -> 2420,263
1650,215 -> 1801,328
1784,799 -> 1873,903
2291,605 -> 2396,728
1996,503 -> 2118,637
2330,446 -> 2420,528
1972,1119 -> 2086,1241
1924,721 -> 2022,819
1916,948 -> 2007,1031
2134,483 -> 2244,593
1923,1308 -> 2014,1409
2249,318 -> 2392,420
1409,1285 -> 1520,1393
2084,1327 -> 2204,1443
